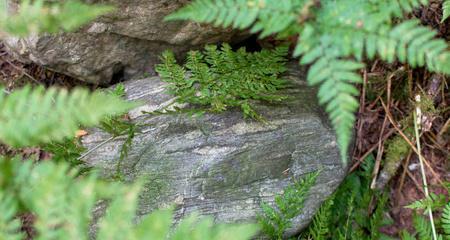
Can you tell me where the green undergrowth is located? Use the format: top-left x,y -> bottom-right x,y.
155,43 -> 289,120
301,155 -> 391,240
100,84 -> 138,180
299,155 -> 450,240
402,183 -> 450,240
258,171 -> 319,239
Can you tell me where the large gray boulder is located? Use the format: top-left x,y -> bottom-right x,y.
4,0 -> 244,84
81,64 -> 347,237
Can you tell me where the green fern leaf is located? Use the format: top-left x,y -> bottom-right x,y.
0,0 -> 113,36
0,192 -> 22,240
258,171 -> 319,239
306,198 -> 334,240
0,86 -> 137,147
306,55 -> 363,163
413,214 -> 433,240
400,230 -> 416,240
386,20 -> 450,74
166,0 -> 306,37
443,202 -> 450,238
442,0 -> 450,22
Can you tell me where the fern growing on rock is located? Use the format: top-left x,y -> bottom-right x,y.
155,43 -> 288,120
166,0 -> 450,164
258,171 -> 319,239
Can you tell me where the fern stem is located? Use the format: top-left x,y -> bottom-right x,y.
413,94 -> 437,240
77,135 -> 116,160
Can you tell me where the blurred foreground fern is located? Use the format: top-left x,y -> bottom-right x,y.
0,0 -> 113,36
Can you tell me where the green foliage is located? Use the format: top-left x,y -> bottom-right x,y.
258,171 -> 319,239
0,0 -> 113,36
413,214 -> 434,240
443,202 -> 450,237
302,155 -> 392,240
302,197 -> 334,240
0,157 -> 258,240
0,86 -> 136,147
166,0 -> 450,165
406,193 -> 448,212
443,0 -> 450,22
0,192 -> 22,240
43,137 -> 87,170
155,43 -> 288,120
100,84 -> 137,179
404,183 -> 450,240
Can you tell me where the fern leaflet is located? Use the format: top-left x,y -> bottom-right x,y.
0,0 -> 113,36
443,0 -> 450,22
0,86 -> 137,147
443,202 -> 450,238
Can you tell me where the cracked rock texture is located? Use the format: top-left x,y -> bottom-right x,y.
4,0 -> 244,84
81,64 -> 347,237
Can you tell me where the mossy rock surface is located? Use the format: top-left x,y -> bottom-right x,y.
81,63 -> 347,237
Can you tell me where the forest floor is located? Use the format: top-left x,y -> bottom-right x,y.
0,4 -> 448,237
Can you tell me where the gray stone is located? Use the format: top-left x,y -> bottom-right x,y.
4,0 -> 245,84
81,63 -> 347,237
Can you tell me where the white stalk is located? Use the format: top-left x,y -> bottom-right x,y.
413,94 -> 437,240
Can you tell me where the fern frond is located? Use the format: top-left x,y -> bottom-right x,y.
306,198 -> 334,240
413,214 -> 433,240
0,192 -> 22,240
0,86 -> 136,147
442,202 -> 450,237
258,171 -> 319,239
400,230 -> 416,240
392,0 -> 429,15
302,49 -> 363,163
442,0 -> 450,22
370,194 -> 389,239
166,0 -> 307,38
0,0 -> 113,36
155,43 -> 288,120
385,20 -> 450,74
